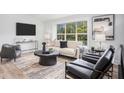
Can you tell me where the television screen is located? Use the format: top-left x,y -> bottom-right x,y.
16,23 -> 36,36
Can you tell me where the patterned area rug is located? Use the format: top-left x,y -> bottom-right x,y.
12,53 -> 66,79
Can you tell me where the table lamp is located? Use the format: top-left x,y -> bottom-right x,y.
44,33 -> 50,46
95,33 -> 106,50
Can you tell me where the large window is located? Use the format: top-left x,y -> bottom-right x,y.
77,21 -> 87,45
57,24 -> 65,40
57,21 -> 87,45
66,22 -> 76,41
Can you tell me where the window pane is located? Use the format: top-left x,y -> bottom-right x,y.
66,35 -> 75,41
57,35 -> 65,40
78,34 -> 87,45
66,22 -> 76,33
77,21 -> 87,33
57,24 -> 65,34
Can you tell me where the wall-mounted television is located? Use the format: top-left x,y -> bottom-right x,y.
16,23 -> 36,36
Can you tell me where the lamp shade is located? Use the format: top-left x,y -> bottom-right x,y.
44,34 -> 50,40
95,33 -> 106,42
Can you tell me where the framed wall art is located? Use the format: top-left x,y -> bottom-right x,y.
92,14 -> 114,40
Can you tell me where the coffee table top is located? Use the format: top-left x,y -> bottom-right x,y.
34,50 -> 60,57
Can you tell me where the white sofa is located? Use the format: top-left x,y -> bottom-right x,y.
48,40 -> 82,58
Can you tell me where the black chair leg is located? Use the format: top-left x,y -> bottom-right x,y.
65,61 -> 69,79
1,58 -> 2,63
65,61 -> 67,79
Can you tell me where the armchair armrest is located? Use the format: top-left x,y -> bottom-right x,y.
83,54 -> 100,59
75,48 -> 80,58
13,45 -> 21,51
82,55 -> 98,64
86,53 -> 101,57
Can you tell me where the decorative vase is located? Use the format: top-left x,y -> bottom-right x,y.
42,42 -> 46,54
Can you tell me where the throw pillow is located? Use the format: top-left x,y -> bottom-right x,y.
60,41 -> 68,48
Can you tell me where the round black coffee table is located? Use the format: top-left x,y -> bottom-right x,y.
34,50 -> 60,66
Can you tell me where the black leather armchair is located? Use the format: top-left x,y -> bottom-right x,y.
65,46 -> 114,79
0,44 -> 21,62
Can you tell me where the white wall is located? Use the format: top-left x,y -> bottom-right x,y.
43,14 -> 124,49
0,14 -> 44,50
0,14 -> 124,50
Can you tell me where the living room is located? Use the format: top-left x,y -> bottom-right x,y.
0,14 -> 124,79
1,0 -> 124,92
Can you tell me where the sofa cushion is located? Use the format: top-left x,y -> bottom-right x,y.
68,41 -> 82,48
59,48 -> 75,56
54,40 -> 60,47
60,41 -> 67,48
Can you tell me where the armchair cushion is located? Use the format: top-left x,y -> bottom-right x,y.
67,59 -> 94,78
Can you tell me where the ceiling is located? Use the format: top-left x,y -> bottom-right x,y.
29,14 -> 72,21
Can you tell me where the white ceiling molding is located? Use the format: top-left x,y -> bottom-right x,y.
28,14 -> 72,21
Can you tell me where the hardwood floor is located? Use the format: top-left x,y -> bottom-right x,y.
0,53 -> 75,79
0,52 -> 118,79
0,61 -> 27,79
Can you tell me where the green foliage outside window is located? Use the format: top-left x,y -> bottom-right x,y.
78,34 -> 87,45
78,34 -> 87,41
57,35 -> 65,40
57,24 -> 65,34
77,21 -> 87,33
66,22 -> 76,33
66,35 -> 75,41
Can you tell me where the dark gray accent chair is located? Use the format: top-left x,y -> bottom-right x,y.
0,44 -> 21,62
65,46 -> 114,79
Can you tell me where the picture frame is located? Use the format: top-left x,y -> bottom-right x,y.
92,14 -> 114,40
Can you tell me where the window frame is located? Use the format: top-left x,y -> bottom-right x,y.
57,21 -> 88,45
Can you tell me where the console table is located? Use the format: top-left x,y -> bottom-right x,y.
15,40 -> 38,52
91,49 -> 105,56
